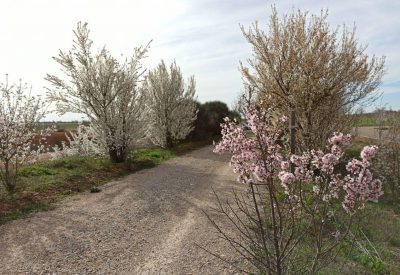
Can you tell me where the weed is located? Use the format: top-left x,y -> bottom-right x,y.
90,185 -> 101,193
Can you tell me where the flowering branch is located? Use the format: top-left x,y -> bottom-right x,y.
212,105 -> 383,274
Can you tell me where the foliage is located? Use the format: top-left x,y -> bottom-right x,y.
240,7 -> 385,151
211,104 -> 383,274
0,77 -> 51,192
46,22 -> 149,163
188,101 -> 235,141
143,60 -> 198,148
90,185 -> 101,193
372,109 -> 400,202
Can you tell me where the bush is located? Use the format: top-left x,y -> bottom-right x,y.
210,104 -> 383,274
187,101 -> 237,141
372,111 -> 400,202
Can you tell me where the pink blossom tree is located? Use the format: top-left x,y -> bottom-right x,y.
0,77 -> 50,192
212,104 -> 383,274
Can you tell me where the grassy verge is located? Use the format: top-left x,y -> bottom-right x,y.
0,140 -> 211,224
326,137 -> 400,274
354,116 -> 379,127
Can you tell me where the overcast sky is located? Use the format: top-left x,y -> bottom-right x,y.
0,0 -> 399,121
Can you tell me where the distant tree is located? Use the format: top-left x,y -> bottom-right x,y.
202,101 -> 231,135
46,22 -> 149,163
188,101 -> 235,141
0,77 -> 49,192
241,7 -> 385,150
143,60 -> 197,148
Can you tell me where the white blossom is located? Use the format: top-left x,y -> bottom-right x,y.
50,124 -> 106,159
143,60 -> 198,148
0,76 -> 50,192
46,22 -> 149,162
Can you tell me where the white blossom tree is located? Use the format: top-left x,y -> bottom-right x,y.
51,124 -> 106,159
0,76 -> 49,192
143,60 -> 197,148
46,22 -> 149,163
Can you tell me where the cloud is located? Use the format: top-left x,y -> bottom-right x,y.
0,0 -> 398,121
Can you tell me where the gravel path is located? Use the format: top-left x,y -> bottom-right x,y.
0,146 -> 244,274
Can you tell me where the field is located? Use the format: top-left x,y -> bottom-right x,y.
353,110 -> 400,127
39,121 -> 85,131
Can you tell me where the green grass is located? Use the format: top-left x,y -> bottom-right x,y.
354,116 -> 379,127
131,148 -> 177,169
327,136 -> 400,274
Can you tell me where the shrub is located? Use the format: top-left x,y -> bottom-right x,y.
241,7 -> 385,151
373,110 -> 400,202
188,101 -> 236,141
210,104 -> 383,274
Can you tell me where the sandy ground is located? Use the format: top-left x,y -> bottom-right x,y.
0,146 -> 245,274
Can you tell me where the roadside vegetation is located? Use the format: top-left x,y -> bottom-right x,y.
0,139 -> 209,224
207,6 -> 400,275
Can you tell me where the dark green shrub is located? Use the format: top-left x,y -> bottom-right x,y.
187,101 -> 237,141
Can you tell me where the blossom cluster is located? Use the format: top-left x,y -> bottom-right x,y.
50,124 -> 106,159
214,105 -> 383,215
214,105 -> 283,184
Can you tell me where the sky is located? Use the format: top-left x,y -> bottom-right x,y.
0,0 -> 399,121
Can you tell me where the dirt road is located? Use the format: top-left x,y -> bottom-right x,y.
0,146 -> 243,274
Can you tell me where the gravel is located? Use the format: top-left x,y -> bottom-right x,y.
0,145 -> 245,274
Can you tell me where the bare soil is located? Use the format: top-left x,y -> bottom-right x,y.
0,145 -> 244,274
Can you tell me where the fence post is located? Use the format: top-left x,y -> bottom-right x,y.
289,107 -> 296,173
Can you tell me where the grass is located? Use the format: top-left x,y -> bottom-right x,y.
354,116 -> 379,127
321,202 -> 400,274
0,140 -> 210,223
327,137 -> 400,274
131,147 -> 177,169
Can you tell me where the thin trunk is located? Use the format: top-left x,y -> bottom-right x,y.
4,160 -> 15,193
109,147 -> 126,163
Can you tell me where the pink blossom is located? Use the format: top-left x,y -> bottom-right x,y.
281,161 -> 290,171
360,145 -> 378,162
279,171 -> 295,190
214,104 -> 383,216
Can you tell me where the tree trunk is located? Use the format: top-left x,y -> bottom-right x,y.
108,147 -> 127,163
165,131 -> 174,149
3,160 -> 15,193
